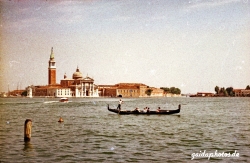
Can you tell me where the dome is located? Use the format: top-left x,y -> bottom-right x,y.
72,66 -> 83,79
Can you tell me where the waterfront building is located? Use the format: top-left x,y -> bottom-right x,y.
189,92 -> 214,97
59,67 -> 99,97
26,48 -> 99,97
196,92 -> 214,97
163,93 -> 182,97
0,92 -> 7,97
234,89 -> 250,97
98,83 -> 164,97
8,89 -> 25,96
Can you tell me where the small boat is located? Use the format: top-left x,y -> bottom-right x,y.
59,97 -> 68,103
107,104 -> 181,115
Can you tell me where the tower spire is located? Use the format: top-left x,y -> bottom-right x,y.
50,47 -> 54,59
48,47 -> 56,85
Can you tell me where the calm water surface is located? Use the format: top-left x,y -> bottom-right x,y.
0,97 -> 249,162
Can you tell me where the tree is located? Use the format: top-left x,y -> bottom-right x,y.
215,86 -> 219,94
145,89 -> 153,96
219,87 -> 225,95
160,87 -> 181,94
174,87 -> 181,94
246,85 -> 250,90
224,90 -> 229,97
170,87 -> 181,94
176,88 -> 181,94
160,87 -> 170,93
226,87 -> 234,96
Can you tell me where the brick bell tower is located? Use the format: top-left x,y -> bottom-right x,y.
48,47 -> 56,85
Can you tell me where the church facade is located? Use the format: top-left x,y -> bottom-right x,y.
27,48 -> 99,97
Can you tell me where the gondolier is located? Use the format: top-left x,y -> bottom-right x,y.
117,99 -> 123,111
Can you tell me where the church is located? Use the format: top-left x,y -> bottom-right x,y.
27,48 -> 99,97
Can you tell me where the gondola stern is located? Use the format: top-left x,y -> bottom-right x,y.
107,104 -> 112,111
107,104 -> 119,114
177,104 -> 181,113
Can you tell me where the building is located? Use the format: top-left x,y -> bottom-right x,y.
163,93 -> 182,97
98,83 -> 164,97
0,92 -> 7,97
48,47 -> 56,85
59,66 -> 99,97
7,89 -> 25,96
234,89 -> 250,97
197,92 -> 214,97
27,48 -> 99,97
190,92 -> 214,97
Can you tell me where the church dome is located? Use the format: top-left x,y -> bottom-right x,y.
72,66 -> 83,79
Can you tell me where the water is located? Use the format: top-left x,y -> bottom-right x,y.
0,97 -> 249,162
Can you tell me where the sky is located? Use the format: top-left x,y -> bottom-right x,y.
0,0 -> 249,94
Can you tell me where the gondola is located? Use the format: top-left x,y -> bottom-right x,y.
107,104 -> 181,115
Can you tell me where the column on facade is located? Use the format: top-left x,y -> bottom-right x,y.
89,83 -> 91,96
90,83 -> 93,96
84,83 -> 86,96
75,85 -> 77,97
91,83 -> 94,96
81,82 -> 83,97
75,84 -> 78,97
96,88 -> 99,97
92,83 -> 94,96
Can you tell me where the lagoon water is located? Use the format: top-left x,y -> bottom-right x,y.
0,97 -> 249,162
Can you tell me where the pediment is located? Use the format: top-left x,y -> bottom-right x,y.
84,76 -> 94,81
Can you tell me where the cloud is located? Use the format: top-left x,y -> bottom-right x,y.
108,15 -> 132,22
187,0 -> 241,11
57,13 -> 85,25
9,60 -> 20,68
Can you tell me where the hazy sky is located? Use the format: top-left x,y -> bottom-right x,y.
0,0 -> 249,94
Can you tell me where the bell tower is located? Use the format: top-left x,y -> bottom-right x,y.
48,47 -> 56,85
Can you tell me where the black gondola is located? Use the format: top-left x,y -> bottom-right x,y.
107,104 -> 181,115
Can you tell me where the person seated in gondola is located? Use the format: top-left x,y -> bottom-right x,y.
146,107 -> 150,113
156,107 -> 161,112
143,108 -> 147,113
133,108 -> 140,113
